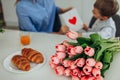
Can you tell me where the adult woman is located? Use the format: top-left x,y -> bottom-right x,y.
16,0 -> 72,34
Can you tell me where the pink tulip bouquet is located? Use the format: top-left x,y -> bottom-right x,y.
49,31 -> 120,80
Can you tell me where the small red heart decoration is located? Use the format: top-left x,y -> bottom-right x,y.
68,16 -> 77,25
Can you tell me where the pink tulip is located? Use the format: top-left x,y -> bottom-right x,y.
81,76 -> 96,80
92,68 -> 101,77
67,45 -> 74,53
66,30 -> 78,40
81,71 -> 86,77
56,52 -> 66,60
70,61 -> 77,69
50,55 -> 60,64
88,76 -> 96,80
49,61 -> 58,69
84,46 -> 95,57
71,68 -> 81,76
81,76 -> 86,80
75,46 -> 83,54
75,58 -> 85,67
96,76 -> 104,80
83,65 -> 92,75
68,46 -> 77,56
64,68 -> 71,76
62,40 -> 71,47
81,76 -> 89,80
55,44 -> 66,52
72,76 -> 80,80
77,70 -> 82,78
86,58 -> 96,67
95,62 -> 103,69
70,47 -> 77,55
55,66 -> 65,75
62,60 -> 72,67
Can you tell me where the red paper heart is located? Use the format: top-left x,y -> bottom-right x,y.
68,16 -> 77,25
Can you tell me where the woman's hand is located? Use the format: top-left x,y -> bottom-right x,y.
60,25 -> 69,34
53,25 -> 69,35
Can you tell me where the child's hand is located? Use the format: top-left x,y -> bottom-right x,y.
60,25 -> 69,34
82,23 -> 88,31
78,32 -> 82,37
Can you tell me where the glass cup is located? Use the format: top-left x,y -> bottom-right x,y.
19,31 -> 31,48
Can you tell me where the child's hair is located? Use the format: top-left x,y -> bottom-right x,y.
94,0 -> 119,17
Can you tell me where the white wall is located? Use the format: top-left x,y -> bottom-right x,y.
1,0 -> 18,26
55,0 -> 83,18
1,0 -> 120,27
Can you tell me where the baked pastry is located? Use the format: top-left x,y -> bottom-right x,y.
22,48 -> 44,64
11,55 -> 30,71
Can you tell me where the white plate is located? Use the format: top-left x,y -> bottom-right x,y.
3,51 -> 46,73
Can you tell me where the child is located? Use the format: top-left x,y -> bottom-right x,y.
68,0 -> 119,39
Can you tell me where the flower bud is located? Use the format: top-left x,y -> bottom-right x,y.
66,30 -> 78,40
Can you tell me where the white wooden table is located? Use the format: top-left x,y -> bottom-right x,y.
0,29 -> 120,80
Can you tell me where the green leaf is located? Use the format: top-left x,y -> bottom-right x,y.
0,28 -> 4,33
65,53 -> 86,60
77,37 -> 93,45
101,63 -> 110,77
81,43 -> 88,48
90,33 -> 102,42
103,51 -> 113,63
67,42 -> 79,46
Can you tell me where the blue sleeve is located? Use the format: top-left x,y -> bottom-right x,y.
16,3 -> 38,32
56,6 -> 61,13
18,15 -> 37,32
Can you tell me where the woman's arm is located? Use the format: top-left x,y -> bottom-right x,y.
56,6 -> 73,14
18,15 -> 37,32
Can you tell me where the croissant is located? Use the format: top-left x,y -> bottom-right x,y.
11,55 -> 30,71
22,48 -> 44,64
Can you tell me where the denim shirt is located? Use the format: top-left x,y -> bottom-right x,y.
16,0 -> 60,32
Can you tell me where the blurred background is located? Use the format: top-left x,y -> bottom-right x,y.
0,0 -> 120,30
